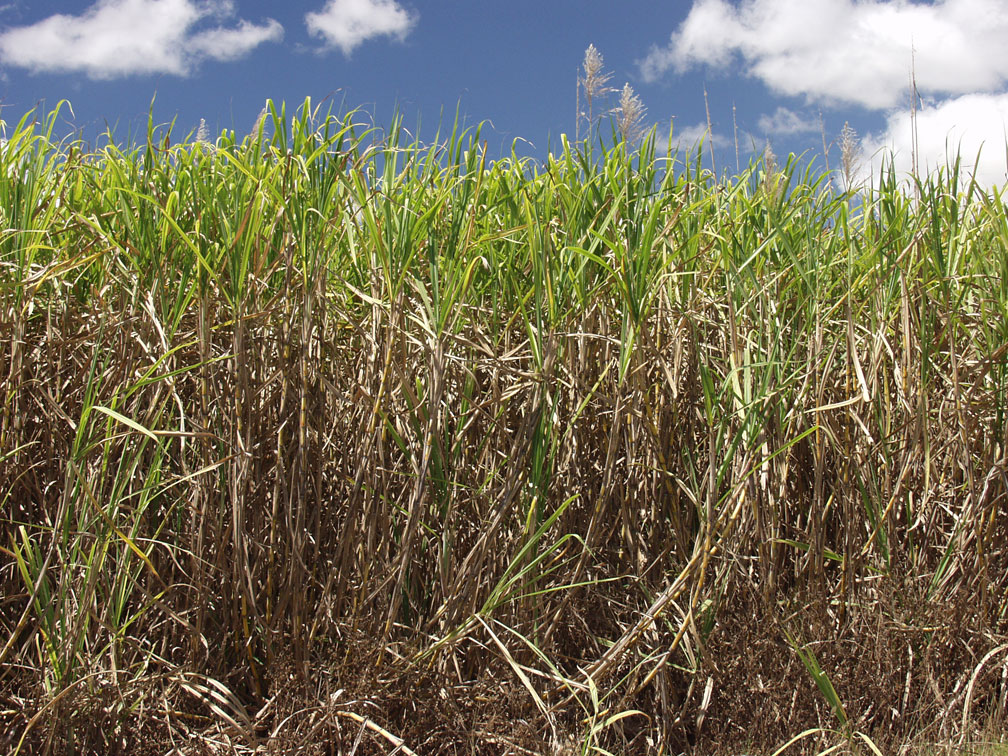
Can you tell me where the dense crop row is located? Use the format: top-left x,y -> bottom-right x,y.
1,100 -> 1006,754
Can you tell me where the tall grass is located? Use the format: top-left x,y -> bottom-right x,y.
1,99 -> 1005,755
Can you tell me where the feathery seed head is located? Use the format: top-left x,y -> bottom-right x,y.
582,45 -> 606,87
839,121 -> 861,190
251,106 -> 268,138
195,118 -> 209,146
579,44 -> 616,142
580,44 -> 614,109
764,140 -> 776,172
616,83 -> 647,144
763,140 -> 782,200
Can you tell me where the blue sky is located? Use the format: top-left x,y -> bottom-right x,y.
1,0 -> 1007,187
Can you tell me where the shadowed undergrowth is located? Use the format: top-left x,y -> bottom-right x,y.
1,100 -> 1006,755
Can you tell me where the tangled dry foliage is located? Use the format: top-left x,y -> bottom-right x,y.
1,100 -> 1006,755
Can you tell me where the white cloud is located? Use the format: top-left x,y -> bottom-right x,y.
758,106 -> 819,136
677,123 -> 731,147
640,0 -> 1008,110
0,0 -> 282,79
188,18 -> 283,62
655,121 -> 731,154
859,92 -> 1008,189
306,0 -> 416,56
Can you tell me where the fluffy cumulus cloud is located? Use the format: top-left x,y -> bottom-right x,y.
0,0 -> 282,79
640,0 -> 1008,110
644,0 -> 1008,187
859,92 -> 1008,189
306,0 -> 416,56
758,106 -> 820,136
